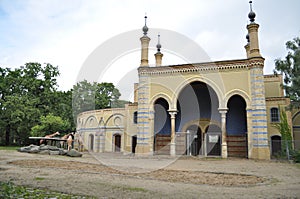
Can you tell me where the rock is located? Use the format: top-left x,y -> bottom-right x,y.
18,145 -> 38,153
66,149 -> 82,157
39,145 -> 49,150
28,146 -> 40,153
48,145 -> 60,151
18,146 -> 31,152
49,151 -> 60,155
59,149 -> 68,155
39,150 -> 50,155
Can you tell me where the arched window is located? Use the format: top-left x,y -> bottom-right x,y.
133,111 -> 138,124
270,108 -> 280,122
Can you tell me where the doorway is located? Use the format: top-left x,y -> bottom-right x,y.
114,134 -> 121,152
187,125 -> 202,156
132,135 -> 137,154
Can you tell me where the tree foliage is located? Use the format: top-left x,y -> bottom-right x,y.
0,62 -> 122,146
0,63 -> 71,145
31,113 -> 70,137
274,109 -> 293,154
72,80 -> 121,117
274,35 -> 300,108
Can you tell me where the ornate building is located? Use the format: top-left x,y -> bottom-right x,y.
76,2 -> 299,159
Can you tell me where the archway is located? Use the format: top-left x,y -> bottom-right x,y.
176,81 -> 220,132
154,98 -> 171,154
293,111 -> 300,150
205,124 -> 221,156
186,125 -> 202,156
226,95 -> 248,158
88,134 -> 94,152
114,134 -> 121,152
271,135 -> 282,157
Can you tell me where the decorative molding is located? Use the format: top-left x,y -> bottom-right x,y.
138,59 -> 252,76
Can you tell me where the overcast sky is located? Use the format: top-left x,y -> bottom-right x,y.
0,0 -> 299,100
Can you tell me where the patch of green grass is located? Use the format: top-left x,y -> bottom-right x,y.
0,181 -> 94,199
122,186 -> 147,192
0,146 -> 20,151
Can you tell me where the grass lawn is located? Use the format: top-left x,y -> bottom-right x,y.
0,146 -> 20,150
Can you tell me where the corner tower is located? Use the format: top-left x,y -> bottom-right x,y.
136,16 -> 152,155
246,1 -> 270,160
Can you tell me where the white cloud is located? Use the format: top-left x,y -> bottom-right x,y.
0,0 -> 299,93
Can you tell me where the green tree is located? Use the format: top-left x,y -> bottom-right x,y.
0,63 -> 61,145
274,109 -> 293,156
72,80 -> 121,117
49,90 -> 75,132
274,35 -> 300,108
31,113 -> 70,137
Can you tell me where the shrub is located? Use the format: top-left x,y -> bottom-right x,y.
291,150 -> 300,163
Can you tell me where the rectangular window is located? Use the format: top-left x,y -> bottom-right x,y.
133,111 -> 138,124
270,108 -> 280,122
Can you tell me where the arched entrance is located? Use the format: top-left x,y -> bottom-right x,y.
177,82 -> 220,131
177,81 -> 220,156
271,135 -> 282,157
154,98 -> 171,154
89,134 -> 94,151
186,125 -> 202,156
114,134 -> 121,152
226,95 -> 248,158
205,124 -> 221,156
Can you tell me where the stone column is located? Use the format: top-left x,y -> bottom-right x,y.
169,110 -> 177,156
148,109 -> 155,155
219,108 -> 228,158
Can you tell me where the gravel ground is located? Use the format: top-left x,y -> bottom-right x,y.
0,150 -> 299,198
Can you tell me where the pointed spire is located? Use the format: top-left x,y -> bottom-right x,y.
155,33 -> 163,66
248,1 -> 256,23
156,34 -> 161,52
140,15 -> 150,67
142,15 -> 149,35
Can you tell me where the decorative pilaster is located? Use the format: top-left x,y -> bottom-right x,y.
99,129 -> 105,152
136,69 -> 151,155
248,58 -> 270,159
219,108 -> 228,158
169,110 -> 177,156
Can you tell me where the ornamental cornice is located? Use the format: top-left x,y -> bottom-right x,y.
138,59 -> 255,76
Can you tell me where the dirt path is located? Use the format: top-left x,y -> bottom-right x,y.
0,150 -> 300,198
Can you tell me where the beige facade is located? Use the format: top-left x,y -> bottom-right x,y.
76,7 -> 300,159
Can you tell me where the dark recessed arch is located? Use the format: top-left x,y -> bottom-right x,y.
226,94 -> 248,158
176,81 -> 220,132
